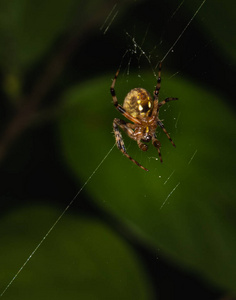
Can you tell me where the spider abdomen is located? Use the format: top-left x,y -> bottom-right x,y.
123,88 -> 153,118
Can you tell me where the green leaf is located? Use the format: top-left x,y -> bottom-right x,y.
0,205 -> 154,299
57,70 -> 236,293
0,0 -> 92,73
0,0 -> 79,100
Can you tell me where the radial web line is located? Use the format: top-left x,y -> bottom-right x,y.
100,4 -> 118,34
0,143 -> 115,297
160,182 -> 181,210
161,0 -> 207,63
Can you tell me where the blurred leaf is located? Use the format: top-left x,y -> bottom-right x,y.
0,205 -> 154,299
57,70 -> 236,293
0,0 -> 77,73
0,0 -> 115,74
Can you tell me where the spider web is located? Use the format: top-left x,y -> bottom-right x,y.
106,1 -> 206,209
0,0 -> 207,297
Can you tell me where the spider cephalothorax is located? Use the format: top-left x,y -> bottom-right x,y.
110,62 -> 178,171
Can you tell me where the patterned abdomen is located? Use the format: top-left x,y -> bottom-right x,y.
123,88 -> 153,118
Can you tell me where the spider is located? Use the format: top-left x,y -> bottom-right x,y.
110,62 -> 178,171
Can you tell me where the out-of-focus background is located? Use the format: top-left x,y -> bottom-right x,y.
0,0 -> 236,299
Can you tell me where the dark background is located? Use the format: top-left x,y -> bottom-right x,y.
0,0 -> 236,299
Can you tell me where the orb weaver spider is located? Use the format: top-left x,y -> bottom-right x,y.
110,62 -> 178,171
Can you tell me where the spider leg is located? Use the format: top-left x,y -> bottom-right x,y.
110,69 -> 120,107
158,97 -> 178,108
157,120 -> 176,147
137,140 -> 148,152
154,61 -> 162,99
152,135 -> 163,163
113,118 -> 149,171
153,62 -> 178,107
110,70 -> 129,116
110,70 -> 142,125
